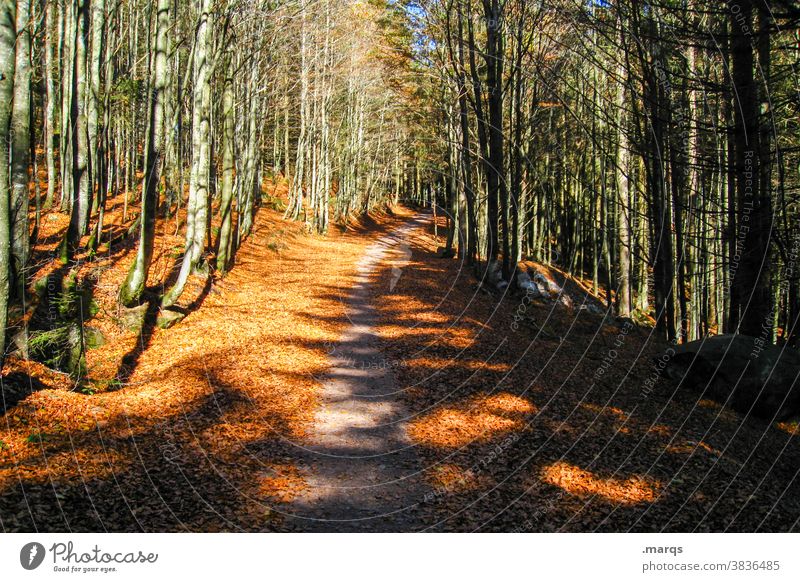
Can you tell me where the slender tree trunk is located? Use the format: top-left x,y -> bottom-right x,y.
62,0 -> 90,260
119,0 -> 169,306
43,0 -> 57,210
162,0 -> 212,308
729,0 -> 771,336
0,0 -> 16,369
10,0 -> 31,292
216,49 -> 235,274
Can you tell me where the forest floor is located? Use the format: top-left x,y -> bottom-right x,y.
1,203 -> 798,532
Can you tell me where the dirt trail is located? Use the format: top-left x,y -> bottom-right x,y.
285,215 -> 430,532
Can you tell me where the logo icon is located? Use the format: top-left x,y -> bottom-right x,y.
20,542 -> 46,570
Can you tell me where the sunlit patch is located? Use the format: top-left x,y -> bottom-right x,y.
580,403 -> 632,434
648,424 -> 672,437
776,421 -> 798,436
404,356 -> 511,373
408,392 -> 536,448
582,403 -> 628,419
426,463 -> 489,494
666,440 -> 721,456
0,449 -> 131,489
541,461 -> 660,505
258,464 -> 307,504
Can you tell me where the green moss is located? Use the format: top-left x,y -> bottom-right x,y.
26,432 -> 53,444
28,326 -> 72,369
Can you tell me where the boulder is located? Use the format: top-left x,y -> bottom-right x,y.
532,273 -> 552,297
11,327 -> 29,358
84,326 -> 107,349
117,303 -> 149,333
517,271 -> 540,297
660,334 -> 800,421
157,308 -> 187,329
480,260 -> 507,292
580,303 -> 606,315
66,323 -> 86,378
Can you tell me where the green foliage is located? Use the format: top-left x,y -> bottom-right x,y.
55,272 -> 81,319
26,431 -> 53,444
263,194 -> 286,212
28,326 -> 72,369
109,78 -> 142,108
27,271 -> 96,379
80,377 -> 122,396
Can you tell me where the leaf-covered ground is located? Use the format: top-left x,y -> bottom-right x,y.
372,218 -> 800,532
1,207 -> 797,532
0,199 -> 410,531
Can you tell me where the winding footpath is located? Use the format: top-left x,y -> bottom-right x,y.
286,214 -> 430,532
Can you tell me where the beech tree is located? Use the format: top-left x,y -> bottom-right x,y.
416,0 -> 800,342
0,0 -> 15,368
1,0 -> 798,381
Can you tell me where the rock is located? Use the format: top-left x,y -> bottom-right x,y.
480,260 -> 507,292
117,303 -> 149,333
157,308 -> 187,329
84,326 -> 107,349
485,260 -> 503,285
11,328 -> 29,358
532,273 -> 552,297
580,303 -> 605,315
660,334 -> 800,421
66,323 -> 86,378
517,271 -> 540,297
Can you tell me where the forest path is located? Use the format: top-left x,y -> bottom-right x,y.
285,214 -> 430,532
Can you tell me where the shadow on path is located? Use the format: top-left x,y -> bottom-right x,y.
286,215 -> 430,532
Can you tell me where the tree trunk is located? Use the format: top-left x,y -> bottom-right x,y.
0,0 -> 16,369
10,0 -> 31,293
216,49 -> 235,274
162,0 -> 212,308
119,0 -> 170,307
729,0 -> 772,337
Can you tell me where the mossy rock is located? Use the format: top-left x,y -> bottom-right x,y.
156,308 -> 186,329
66,324 -> 87,379
117,303 -> 149,333
11,327 -> 30,358
84,326 -> 107,349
